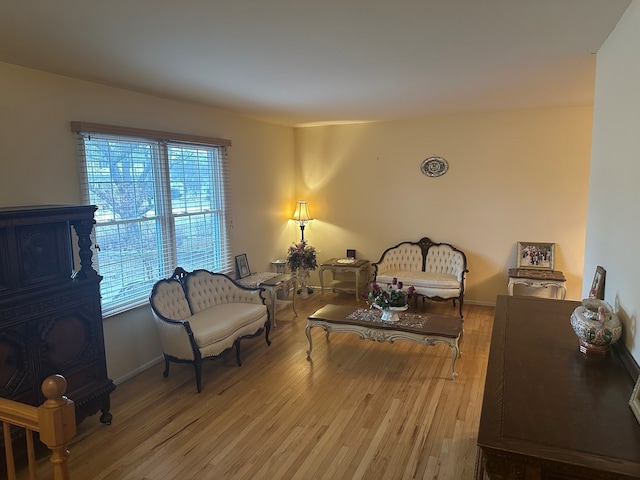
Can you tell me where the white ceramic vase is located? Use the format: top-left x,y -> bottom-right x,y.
374,304 -> 408,322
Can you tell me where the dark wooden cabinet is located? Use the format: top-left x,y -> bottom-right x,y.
0,205 -> 114,427
476,295 -> 640,480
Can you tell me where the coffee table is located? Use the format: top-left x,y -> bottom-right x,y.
306,304 -> 463,379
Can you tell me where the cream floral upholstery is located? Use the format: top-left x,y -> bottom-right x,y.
149,267 -> 270,392
373,237 -> 468,317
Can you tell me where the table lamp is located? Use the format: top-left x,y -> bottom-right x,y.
291,200 -> 312,243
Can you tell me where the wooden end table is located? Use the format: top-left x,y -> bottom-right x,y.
305,304 -> 463,379
318,258 -> 370,301
260,273 -> 297,328
239,272 -> 297,328
507,268 -> 567,299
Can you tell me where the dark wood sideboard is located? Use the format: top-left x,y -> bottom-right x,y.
476,295 -> 640,480
0,205 -> 115,434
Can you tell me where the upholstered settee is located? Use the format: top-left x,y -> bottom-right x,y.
372,237 -> 468,317
149,267 -> 271,392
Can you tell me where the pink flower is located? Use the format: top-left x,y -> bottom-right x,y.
368,279 -> 415,308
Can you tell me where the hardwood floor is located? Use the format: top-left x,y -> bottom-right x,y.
21,291 -> 494,480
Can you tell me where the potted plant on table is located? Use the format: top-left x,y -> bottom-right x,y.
286,242 -> 317,298
367,277 -> 415,322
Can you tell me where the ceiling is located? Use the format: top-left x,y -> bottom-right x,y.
0,1 -> 631,127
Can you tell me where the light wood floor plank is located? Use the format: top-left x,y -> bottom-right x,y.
18,291 -> 494,480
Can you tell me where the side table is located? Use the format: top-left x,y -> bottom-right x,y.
271,259 -> 287,274
318,258 -> 370,301
507,268 -> 566,300
260,273 -> 297,328
237,272 -> 296,327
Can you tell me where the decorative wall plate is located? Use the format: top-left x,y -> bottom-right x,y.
420,156 -> 448,177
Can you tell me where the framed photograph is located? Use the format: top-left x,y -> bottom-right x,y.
588,265 -> 606,300
516,242 -> 555,270
346,249 -> 356,259
630,376 -> 640,426
235,254 -> 251,278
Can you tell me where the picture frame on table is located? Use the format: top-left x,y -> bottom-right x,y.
235,254 -> 251,279
516,242 -> 555,270
589,265 -> 606,300
630,376 -> 640,426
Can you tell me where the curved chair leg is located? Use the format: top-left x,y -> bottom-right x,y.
458,296 -> 464,318
163,356 -> 170,378
235,339 -> 242,366
265,320 -> 272,346
194,359 -> 203,393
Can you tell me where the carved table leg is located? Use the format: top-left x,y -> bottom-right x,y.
305,324 -> 313,359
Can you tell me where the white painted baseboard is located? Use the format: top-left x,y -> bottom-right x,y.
113,355 -> 164,386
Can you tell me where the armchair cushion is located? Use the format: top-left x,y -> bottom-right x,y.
188,303 -> 268,348
376,271 -> 460,290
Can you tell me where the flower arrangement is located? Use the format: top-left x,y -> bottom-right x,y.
286,242 -> 318,271
367,278 -> 415,310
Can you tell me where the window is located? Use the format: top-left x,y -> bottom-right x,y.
72,122 -> 233,317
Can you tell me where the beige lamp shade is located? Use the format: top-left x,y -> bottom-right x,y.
291,201 -> 312,224
292,201 -> 312,242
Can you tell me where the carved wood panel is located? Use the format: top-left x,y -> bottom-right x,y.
16,222 -> 71,286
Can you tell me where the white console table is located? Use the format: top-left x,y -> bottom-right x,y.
507,268 -> 566,300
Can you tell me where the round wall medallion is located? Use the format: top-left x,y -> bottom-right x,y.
420,156 -> 448,177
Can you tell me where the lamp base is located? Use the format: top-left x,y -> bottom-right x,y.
299,224 -> 306,243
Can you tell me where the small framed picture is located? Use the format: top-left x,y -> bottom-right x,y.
589,265 -> 606,300
516,242 -> 555,270
235,254 -> 251,278
630,376 -> 640,426
346,249 -> 356,259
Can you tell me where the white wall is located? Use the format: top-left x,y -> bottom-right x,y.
295,107 -> 593,304
586,0 -> 639,362
0,58 -> 602,381
0,62 -> 296,382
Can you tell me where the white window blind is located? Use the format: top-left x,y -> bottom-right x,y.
72,122 -> 233,317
